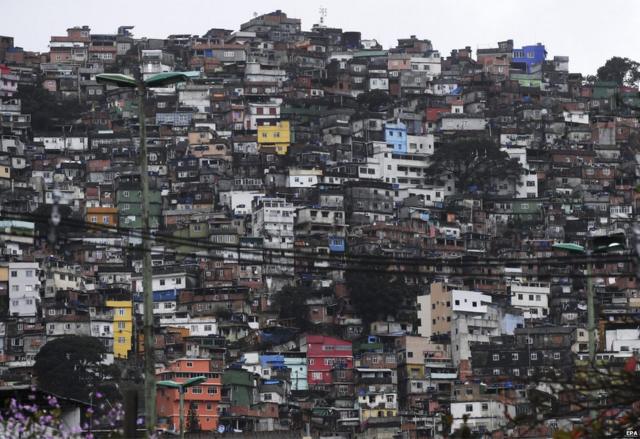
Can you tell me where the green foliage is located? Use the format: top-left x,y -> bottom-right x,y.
34,336 -> 110,402
345,269 -> 416,324
596,57 -> 640,86
427,137 -> 523,194
16,82 -> 87,132
272,286 -> 311,330
186,401 -> 201,432
356,90 -> 392,111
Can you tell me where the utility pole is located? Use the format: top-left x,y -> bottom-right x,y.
138,83 -> 156,434
586,256 -> 595,363
96,69 -> 195,438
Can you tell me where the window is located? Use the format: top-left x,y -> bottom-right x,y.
26,270 -> 33,277
513,368 -> 520,376
531,353 -> 537,360
492,354 -> 500,361
312,372 -> 323,380
465,404 -> 473,412
263,393 -> 272,401
117,322 -> 126,330
308,359 -> 315,366
191,387 -> 202,394
118,336 -> 125,344
159,279 -> 165,286
553,352 -> 560,360
118,308 -> 126,316
493,368 -> 501,375
512,353 -> 518,361
10,271 -> 17,278
207,387 -> 217,394
481,403 -> 489,411
186,362 -> 193,368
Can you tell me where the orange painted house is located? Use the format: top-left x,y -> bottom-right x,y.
85,207 -> 118,228
156,358 -> 222,432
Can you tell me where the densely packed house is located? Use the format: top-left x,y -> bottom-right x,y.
1,10 -> 639,437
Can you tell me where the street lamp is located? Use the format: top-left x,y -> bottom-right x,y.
552,233 -> 626,363
157,376 -> 207,439
96,71 -> 195,436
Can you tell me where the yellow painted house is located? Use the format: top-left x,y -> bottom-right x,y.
257,120 -> 290,155
106,300 -> 133,359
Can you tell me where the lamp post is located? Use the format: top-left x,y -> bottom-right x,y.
552,233 -> 625,363
157,376 -> 207,439
96,71 -> 195,436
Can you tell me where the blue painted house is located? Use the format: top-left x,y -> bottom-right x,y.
282,352 -> 308,391
385,121 -> 407,154
512,43 -> 547,73
328,236 -> 345,253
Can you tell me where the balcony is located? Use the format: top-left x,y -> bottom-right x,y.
430,372 -> 457,380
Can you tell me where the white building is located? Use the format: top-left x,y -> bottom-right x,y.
605,328 -> 640,354
159,316 -> 218,336
219,191 -> 265,216
34,136 -> 89,152
178,86 -> 211,113
510,282 -> 550,319
501,147 -> 538,198
407,134 -> 434,155
131,270 -> 187,293
9,262 -> 41,317
410,52 -> 441,78
251,198 -> 296,250
287,168 -> 322,188
450,400 -> 509,432
245,101 -> 282,130
451,295 -> 503,367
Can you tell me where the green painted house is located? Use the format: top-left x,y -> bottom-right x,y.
116,185 -> 162,230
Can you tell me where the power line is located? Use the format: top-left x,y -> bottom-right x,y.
2,211 -> 635,271
45,231 -> 637,281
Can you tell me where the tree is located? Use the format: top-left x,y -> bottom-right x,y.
356,90 -> 392,111
427,137 -> 523,194
186,401 -> 201,432
16,82 -> 87,132
596,57 -> 640,86
34,336 -> 109,401
272,286 -> 311,330
345,269 -> 416,324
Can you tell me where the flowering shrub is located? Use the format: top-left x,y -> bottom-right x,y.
0,389 -> 125,438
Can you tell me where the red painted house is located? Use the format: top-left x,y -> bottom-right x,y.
301,335 -> 353,388
156,358 -> 222,432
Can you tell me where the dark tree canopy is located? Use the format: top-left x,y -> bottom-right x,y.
272,286 -> 312,330
356,90 -> 392,111
427,137 -> 523,194
186,401 -> 201,432
16,82 -> 87,132
34,336 -> 108,401
345,269 -> 416,324
596,56 -> 640,86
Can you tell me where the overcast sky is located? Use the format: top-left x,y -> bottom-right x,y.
4,0 -> 639,75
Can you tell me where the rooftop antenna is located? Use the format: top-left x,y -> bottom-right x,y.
319,7 -> 327,26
